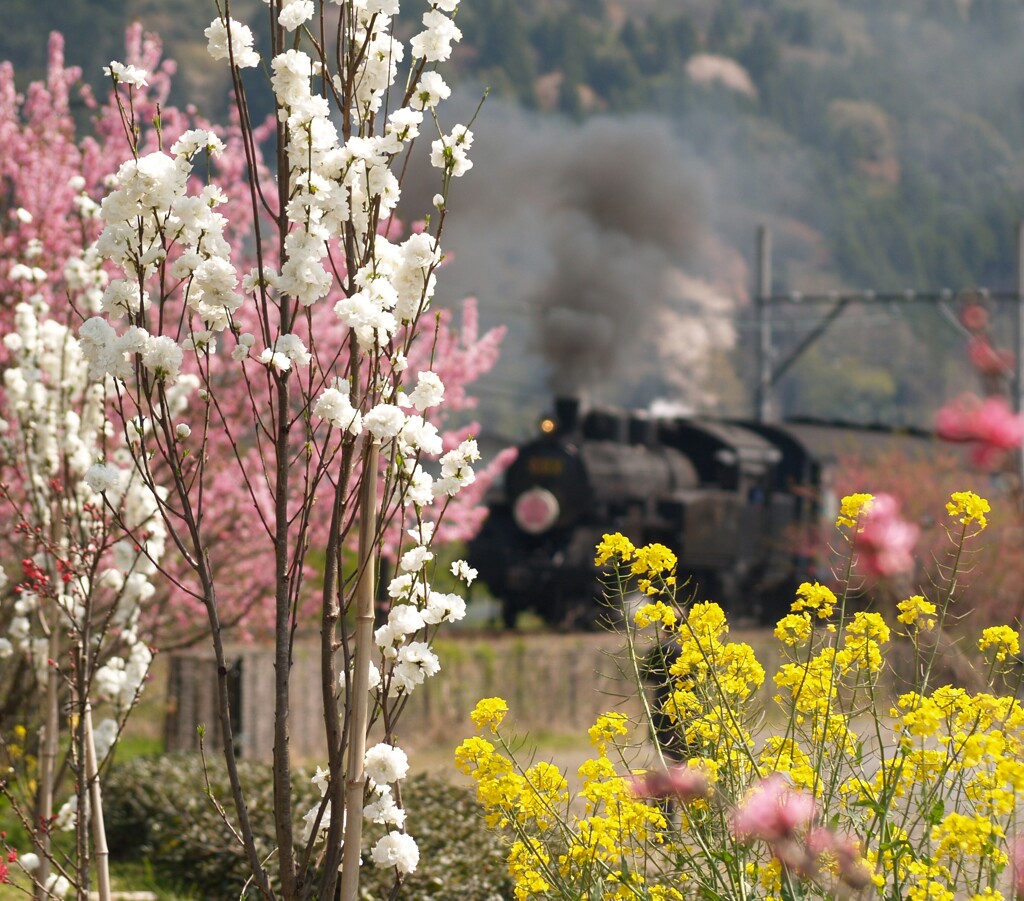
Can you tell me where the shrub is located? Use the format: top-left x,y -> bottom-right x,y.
104,755 -> 512,900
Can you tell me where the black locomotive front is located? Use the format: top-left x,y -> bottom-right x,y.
469,399 -> 797,627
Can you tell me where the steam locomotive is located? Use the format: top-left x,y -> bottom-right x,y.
468,398 -> 933,628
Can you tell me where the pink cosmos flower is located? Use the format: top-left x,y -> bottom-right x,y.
856,493 -> 919,578
732,773 -> 817,843
628,766 -> 709,803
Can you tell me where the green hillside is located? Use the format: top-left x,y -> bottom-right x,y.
3,0 -> 1023,423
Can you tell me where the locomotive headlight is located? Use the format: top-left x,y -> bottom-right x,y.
539,417 -> 557,435
513,486 -> 560,534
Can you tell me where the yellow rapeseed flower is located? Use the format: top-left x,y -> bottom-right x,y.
588,712 -> 630,754
470,697 -> 509,733
774,612 -> 812,645
791,581 -> 837,619
631,542 -> 677,577
759,736 -> 816,789
508,838 -> 552,900
685,601 -> 729,639
840,611 -> 890,673
946,490 -> 990,529
634,601 -> 677,629
836,492 -> 874,528
595,532 -> 636,566
896,595 -> 937,630
649,888 -> 685,901
978,625 -> 1020,663
905,859 -> 954,901
931,812 -> 1004,863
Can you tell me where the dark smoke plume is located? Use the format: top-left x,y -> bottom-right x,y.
399,100 -> 740,423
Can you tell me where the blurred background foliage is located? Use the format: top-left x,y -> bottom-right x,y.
4,0 -> 1024,430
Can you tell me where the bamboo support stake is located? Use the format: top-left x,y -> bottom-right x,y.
35,627 -> 60,901
339,441 -> 379,901
83,703 -> 110,901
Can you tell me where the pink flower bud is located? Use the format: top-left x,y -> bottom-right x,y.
856,493 -> 919,578
732,774 -> 817,843
628,766 -> 709,803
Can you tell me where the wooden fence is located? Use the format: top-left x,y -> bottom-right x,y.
164,632 -> 645,760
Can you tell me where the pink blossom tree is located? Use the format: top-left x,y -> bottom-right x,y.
0,9 -> 512,900
0,25 -> 511,643
934,296 -> 1024,473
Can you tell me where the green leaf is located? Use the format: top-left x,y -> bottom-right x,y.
925,798 -> 945,826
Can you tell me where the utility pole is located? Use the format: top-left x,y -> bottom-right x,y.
755,225 -> 773,422
1015,221 -> 1024,501
751,223 -> 1022,430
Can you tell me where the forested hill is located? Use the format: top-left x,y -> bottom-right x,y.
4,0 -> 1024,423
451,0 -> 1024,296
5,0 -> 1022,293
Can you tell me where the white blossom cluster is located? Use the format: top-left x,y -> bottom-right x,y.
0,300 -> 163,733
81,129 -> 242,386
363,743 -> 418,873
83,0 -> 479,877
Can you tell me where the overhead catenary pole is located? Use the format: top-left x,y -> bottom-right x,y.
755,225 -> 774,422
1015,221 -> 1024,502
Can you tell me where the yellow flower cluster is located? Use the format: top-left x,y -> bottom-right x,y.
836,492 -> 874,528
775,646 -> 843,716
759,736 -> 816,790
631,542 -> 677,575
588,712 -> 630,755
896,594 -> 937,630
457,704 -> 672,899
946,490 -> 990,529
594,532 -> 635,566
838,610 -> 890,673
790,581 -> 837,619
507,838 -> 552,899
663,602 -> 764,754
906,859 -> 954,901
774,612 -> 812,646
459,492 -> 1024,901
634,601 -> 676,629
596,533 -> 678,595
978,625 -> 1020,663
931,812 -> 1005,867
470,696 -> 509,733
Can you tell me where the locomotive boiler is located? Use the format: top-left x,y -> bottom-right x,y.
468,397 -> 930,628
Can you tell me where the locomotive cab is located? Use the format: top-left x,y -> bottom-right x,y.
654,419 -> 783,620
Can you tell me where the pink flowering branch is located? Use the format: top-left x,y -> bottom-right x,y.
732,774 -> 871,893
